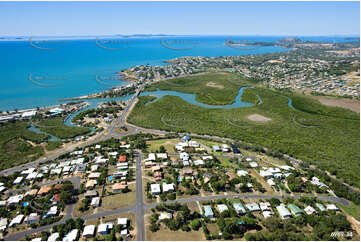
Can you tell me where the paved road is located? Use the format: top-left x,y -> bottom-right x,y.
1,85 -> 355,240
4,175 -> 350,240
135,151 -> 146,241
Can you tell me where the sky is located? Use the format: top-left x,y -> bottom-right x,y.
0,1 -> 359,36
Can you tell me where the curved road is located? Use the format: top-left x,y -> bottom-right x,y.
1,85 -> 355,240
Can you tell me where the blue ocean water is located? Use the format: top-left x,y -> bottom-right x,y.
0,35 -> 354,111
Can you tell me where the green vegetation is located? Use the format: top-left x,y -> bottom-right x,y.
338,203 -> 360,221
144,73 -> 248,105
45,141 -> 62,151
35,117 -> 90,139
0,122 -> 47,170
128,73 -> 360,190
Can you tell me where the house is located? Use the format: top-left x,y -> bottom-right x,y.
202,155 -> 213,161
0,186 -> 6,193
301,177 -> 308,183
91,165 -> 98,172
76,164 -> 87,173
326,204 -> 339,211
304,206 -> 317,215
91,197 -> 101,207
24,213 -> 40,224
32,238 -> 42,242
249,162 -> 258,168
85,180 -> 97,189
231,145 -> 240,154
203,173 -> 213,183
151,184 -> 161,195
88,172 -> 101,180
112,183 -> 127,193
13,176 -> 23,185
0,218 -> 7,232
212,145 -> 221,152
152,165 -> 161,172
233,203 -> 246,215
117,218 -> 128,228
259,170 -> 273,178
47,206 -> 58,217
189,141 -> 199,147
121,229 -> 129,238
156,153 -> 168,159
162,183 -> 175,193
85,190 -> 98,198
53,184 -> 63,190
82,225 -> 95,238
183,160 -> 190,166
38,186 -> 51,196
203,205 -> 214,218
154,172 -> 162,181
182,135 -> 190,142
97,223 -> 113,235
245,203 -> 260,212
267,179 -> 276,186
109,152 -> 118,157
52,194 -> 61,203
217,204 -> 228,213
47,233 -> 60,241
259,202 -> 271,211
118,155 -> 127,163
288,204 -> 303,217
176,142 -> 188,151
159,212 -> 172,220
0,201 -> 5,207
63,229 -> 78,241
180,152 -> 189,161
9,214 -> 24,227
95,145 -> 101,149
237,169 -> 249,177
221,144 -> 229,152
262,211 -> 274,219
148,153 -> 156,161
7,195 -> 23,205
26,172 -> 38,180
276,204 -> 292,219
194,160 -> 205,166
315,203 -> 326,212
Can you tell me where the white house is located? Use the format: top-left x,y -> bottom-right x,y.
9,214 -> 24,227
63,229 -> 78,241
82,225 -> 95,238
159,212 -> 172,220
162,183 -> 175,193
180,152 -> 189,161
151,184 -> 161,195
217,204 -> 228,213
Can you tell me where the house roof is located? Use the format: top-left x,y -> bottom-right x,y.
52,194 -> 61,202
38,186 -> 51,195
118,155 -> 127,162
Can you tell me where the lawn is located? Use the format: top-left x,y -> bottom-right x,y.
339,203 -> 360,221
146,226 -> 205,241
128,73 -> 360,190
146,138 -> 179,153
101,183 -> 136,210
35,117 -> 90,139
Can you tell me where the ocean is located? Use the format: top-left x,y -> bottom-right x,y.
0,35 -> 354,111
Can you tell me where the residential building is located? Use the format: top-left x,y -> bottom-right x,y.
151,184 -> 161,195
203,205 -> 214,218
288,204 -> 303,217
276,204 -> 292,219
82,225 -> 95,238
233,203 -> 246,215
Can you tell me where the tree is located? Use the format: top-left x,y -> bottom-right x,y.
190,219 -> 201,231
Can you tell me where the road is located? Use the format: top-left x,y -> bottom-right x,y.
1,85 -> 356,240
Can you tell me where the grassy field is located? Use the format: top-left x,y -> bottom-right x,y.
35,117 -> 90,139
128,73 -> 360,189
339,203 -> 360,221
146,225 -> 205,241
101,183 -> 136,210
0,122 -> 47,170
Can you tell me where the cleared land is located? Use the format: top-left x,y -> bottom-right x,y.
316,96 -> 360,113
206,81 -> 224,89
128,73 -> 360,188
247,114 -> 272,122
